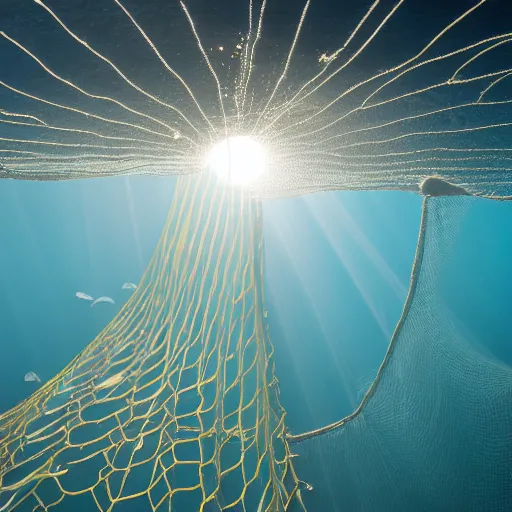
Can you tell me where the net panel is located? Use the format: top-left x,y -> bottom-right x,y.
1,0 -> 512,198
0,173 -> 304,512
287,195 -> 512,512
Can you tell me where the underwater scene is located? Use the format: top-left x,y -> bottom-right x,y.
0,0 -> 511,511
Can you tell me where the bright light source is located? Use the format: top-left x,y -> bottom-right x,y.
205,136 -> 266,186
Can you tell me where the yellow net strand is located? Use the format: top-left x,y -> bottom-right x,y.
0,173 -> 304,512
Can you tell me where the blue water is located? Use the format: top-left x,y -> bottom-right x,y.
0,176 -> 172,411
0,175 -> 421,431
2,173 -> 512,512
2,176 -> 511,440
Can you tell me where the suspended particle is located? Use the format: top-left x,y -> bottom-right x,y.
318,52 -> 331,63
298,480 -> 313,492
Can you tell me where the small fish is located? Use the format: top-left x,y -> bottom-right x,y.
76,292 -> 94,301
94,371 -> 126,390
122,282 -> 137,290
24,371 -> 41,383
91,296 -> 115,307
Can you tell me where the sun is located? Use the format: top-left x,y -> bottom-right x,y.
205,136 -> 267,187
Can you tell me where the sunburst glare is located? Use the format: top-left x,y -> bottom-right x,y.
205,136 -> 267,186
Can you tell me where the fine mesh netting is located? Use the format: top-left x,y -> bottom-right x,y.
0,174 -> 305,512
1,0 -> 512,198
287,195 -> 512,512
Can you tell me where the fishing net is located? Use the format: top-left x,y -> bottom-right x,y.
0,173 -> 304,511
288,195 -> 512,512
1,1 -> 512,511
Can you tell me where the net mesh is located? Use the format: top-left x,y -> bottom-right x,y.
1,0 -> 512,198
0,173 -> 304,512
287,195 -> 512,512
